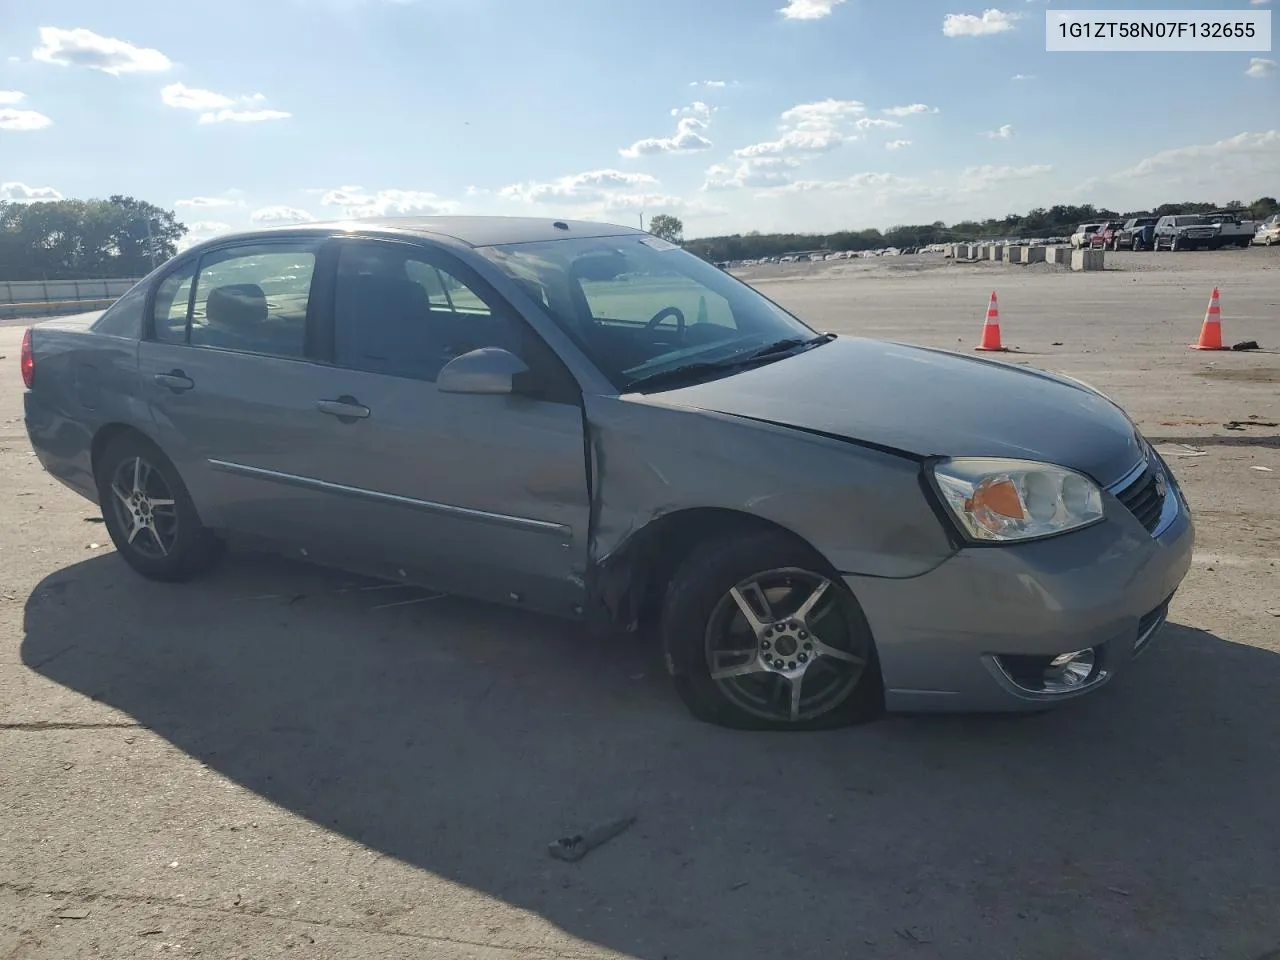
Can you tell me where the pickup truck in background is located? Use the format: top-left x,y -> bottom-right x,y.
1151,215 -> 1219,251
1070,223 -> 1103,248
1113,217 -> 1159,251
1087,221 -> 1124,250
1205,212 -> 1256,249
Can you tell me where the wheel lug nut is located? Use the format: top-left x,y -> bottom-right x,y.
798,653 -> 808,663
787,661 -> 796,670
761,640 -> 771,650
803,642 -> 813,651
788,621 -> 799,630
798,630 -> 808,639
774,659 -> 784,669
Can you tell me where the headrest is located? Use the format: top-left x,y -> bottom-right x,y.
338,274 -> 430,313
206,284 -> 268,327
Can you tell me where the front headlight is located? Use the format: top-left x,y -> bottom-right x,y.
931,458 -> 1104,542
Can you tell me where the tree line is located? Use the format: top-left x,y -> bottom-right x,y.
677,197 -> 1280,263
4,194 -> 1278,281
0,196 -> 187,281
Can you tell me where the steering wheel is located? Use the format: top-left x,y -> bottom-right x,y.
645,305 -> 686,336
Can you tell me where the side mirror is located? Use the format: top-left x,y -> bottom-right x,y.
436,347 -> 530,395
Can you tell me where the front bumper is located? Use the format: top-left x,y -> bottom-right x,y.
846,458 -> 1195,713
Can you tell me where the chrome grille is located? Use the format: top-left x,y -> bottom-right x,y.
1114,460 -> 1166,533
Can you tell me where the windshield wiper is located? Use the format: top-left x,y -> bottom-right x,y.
736,333 -> 834,362
623,334 -> 834,392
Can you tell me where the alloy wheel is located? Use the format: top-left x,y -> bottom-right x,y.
108,456 -> 179,560
703,568 -> 870,724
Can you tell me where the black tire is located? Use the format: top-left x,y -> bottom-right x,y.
95,432 -> 225,583
660,529 -> 883,731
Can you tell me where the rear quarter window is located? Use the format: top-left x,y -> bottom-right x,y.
91,282 -> 149,338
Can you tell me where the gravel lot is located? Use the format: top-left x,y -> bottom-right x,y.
2,248 -> 1278,960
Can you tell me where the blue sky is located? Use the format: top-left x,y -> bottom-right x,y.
1,0 -> 1275,243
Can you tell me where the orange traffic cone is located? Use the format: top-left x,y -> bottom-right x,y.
1190,287 -> 1229,350
975,291 -> 1008,351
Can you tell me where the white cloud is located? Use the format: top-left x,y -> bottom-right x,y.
0,107 -> 53,131
882,104 -> 939,116
942,9 -> 1022,37
1249,0 -> 1270,5
620,102 -> 715,157
200,108 -> 292,124
161,83 -> 290,124
755,173 -> 943,208
1011,73 -> 1035,80
984,124 -> 1015,139
320,186 -> 460,217
779,0 -> 847,19
689,80 -> 737,88
161,83 -> 233,111
250,206 -> 316,225
32,26 -> 171,75
175,196 -> 240,209
1105,130 -> 1279,186
499,169 -> 659,204
1246,58 -> 1276,78
703,156 -> 801,191
886,140 -> 912,150
0,181 -> 63,202
856,117 -> 903,131
733,98 -> 867,160
0,90 -> 25,105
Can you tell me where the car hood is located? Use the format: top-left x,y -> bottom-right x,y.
642,337 -> 1145,488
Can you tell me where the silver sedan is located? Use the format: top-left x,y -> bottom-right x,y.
21,216 -> 1194,730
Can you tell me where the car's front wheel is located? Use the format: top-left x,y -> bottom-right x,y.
95,432 -> 225,583
661,530 -> 883,730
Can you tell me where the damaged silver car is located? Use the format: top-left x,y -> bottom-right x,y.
21,216 -> 1194,730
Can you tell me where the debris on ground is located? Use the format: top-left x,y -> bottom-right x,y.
1230,340 -> 1260,351
548,815 -> 637,862
896,926 -> 933,944
1225,420 -> 1279,430
56,908 -> 90,920
1253,466 -> 1274,472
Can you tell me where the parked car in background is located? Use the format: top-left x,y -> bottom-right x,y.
20,216 -> 1194,731
1070,223 -> 1102,248
1087,221 -> 1124,250
1205,211 -> 1256,249
1151,215 -> 1218,251
1252,214 -> 1280,246
1114,217 -> 1159,251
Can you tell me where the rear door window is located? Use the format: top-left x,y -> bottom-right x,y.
187,243 -> 322,359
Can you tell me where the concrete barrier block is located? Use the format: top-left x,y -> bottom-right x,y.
1071,248 -> 1105,271
1015,246 -> 1047,264
1045,246 -> 1072,266
986,245 -> 1002,261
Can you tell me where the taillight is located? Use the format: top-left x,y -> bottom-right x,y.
20,327 -> 34,388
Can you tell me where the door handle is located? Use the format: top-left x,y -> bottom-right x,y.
154,370 -> 194,393
316,396 -> 371,422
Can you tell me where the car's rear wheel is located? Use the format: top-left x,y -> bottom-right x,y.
95,433 -> 225,583
661,530 -> 883,730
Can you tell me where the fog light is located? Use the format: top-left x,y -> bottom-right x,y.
1043,649 -> 1097,691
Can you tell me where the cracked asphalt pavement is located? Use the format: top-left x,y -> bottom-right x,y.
3,249 -> 1279,959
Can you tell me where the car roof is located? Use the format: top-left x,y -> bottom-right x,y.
205,215 -> 648,249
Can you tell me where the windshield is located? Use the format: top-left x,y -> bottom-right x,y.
478,234 -> 819,391
1174,215 -> 1211,225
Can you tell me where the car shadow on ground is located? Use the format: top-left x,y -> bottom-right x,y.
20,550 -> 1280,960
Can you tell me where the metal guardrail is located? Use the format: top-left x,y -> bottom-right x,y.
0,278 -> 141,320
